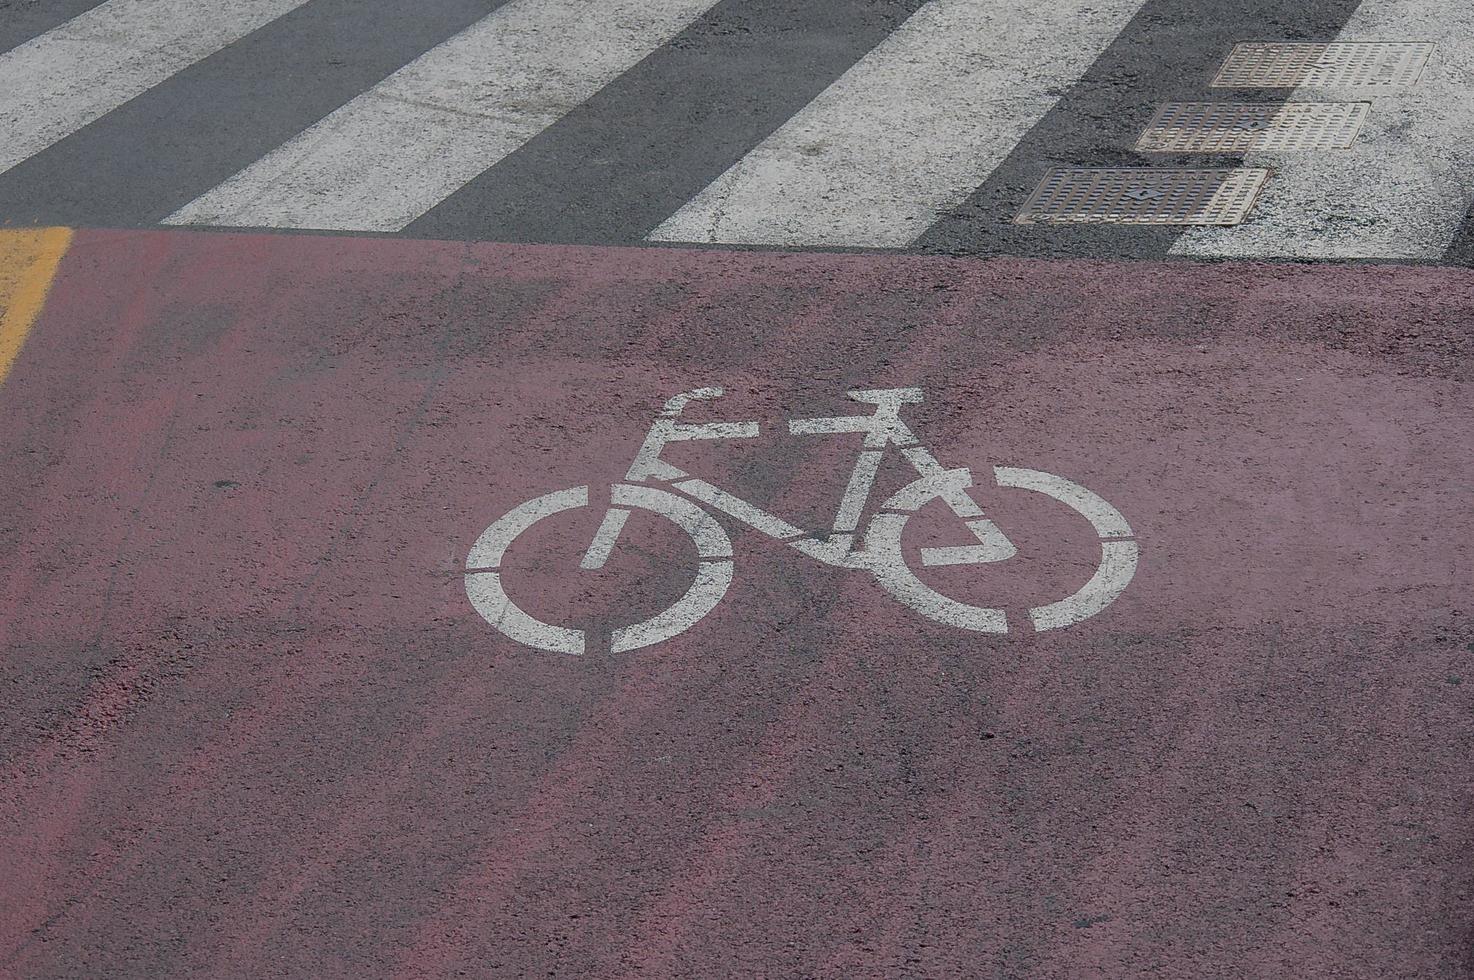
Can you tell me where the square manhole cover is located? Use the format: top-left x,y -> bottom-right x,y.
1015,168 -> 1270,225
1211,41 -> 1434,88
1135,102 -> 1370,152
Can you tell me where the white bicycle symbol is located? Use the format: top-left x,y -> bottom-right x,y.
465,387 -> 1138,654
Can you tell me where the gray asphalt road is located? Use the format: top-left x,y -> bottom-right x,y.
0,0 -> 1470,262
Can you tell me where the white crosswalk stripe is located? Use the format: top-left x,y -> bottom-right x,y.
0,0 -> 1471,260
164,0 -> 722,233
1174,0 -> 1474,260
0,0 -> 310,177
647,0 -> 1147,248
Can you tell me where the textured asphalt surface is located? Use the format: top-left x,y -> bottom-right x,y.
2,229 -> 1473,976
3,0 -> 1474,974
916,0 -> 1370,258
0,0 -> 1471,261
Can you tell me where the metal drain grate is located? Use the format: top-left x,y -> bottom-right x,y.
1015,168 -> 1270,225
1211,42 -> 1434,88
1135,102 -> 1369,152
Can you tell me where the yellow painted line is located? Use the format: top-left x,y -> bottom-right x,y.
0,227 -> 73,386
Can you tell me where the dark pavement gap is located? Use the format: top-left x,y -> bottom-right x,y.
0,0 -> 105,56
0,0 -> 516,228
403,0 -> 928,244
913,0 -> 1368,260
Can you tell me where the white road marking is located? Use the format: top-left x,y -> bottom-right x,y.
880,466 -> 975,512
580,507 -> 631,570
607,484 -> 733,652
647,0 -> 1147,247
465,391 -> 1138,652
789,535 -> 856,566
863,466 -> 1137,634
0,0 -> 310,177
464,483 -> 734,655
1173,2 -> 1474,259
1029,541 -> 1139,632
832,450 -> 883,533
993,466 -> 1134,538
674,479 -> 804,541
863,511 -> 1010,634
466,485 -> 589,571
166,0 -> 722,232
466,571 -> 586,656
463,486 -> 592,654
993,467 -> 1138,632
898,448 -> 1019,564
612,483 -> 733,560
919,518 -> 1019,566
610,560 -> 732,654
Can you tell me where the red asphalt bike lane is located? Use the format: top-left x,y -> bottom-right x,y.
1,229 -> 1473,978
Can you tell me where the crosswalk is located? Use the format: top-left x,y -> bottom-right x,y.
1,0 -> 1471,263
1173,0 -> 1474,260
649,0 -> 1147,247
168,0 -> 724,231
0,0 -> 311,175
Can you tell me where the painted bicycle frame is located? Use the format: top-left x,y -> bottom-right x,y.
465,387 -> 1138,654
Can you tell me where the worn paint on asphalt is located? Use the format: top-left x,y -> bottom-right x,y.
1,229 -> 1473,977
0,227 -> 72,385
